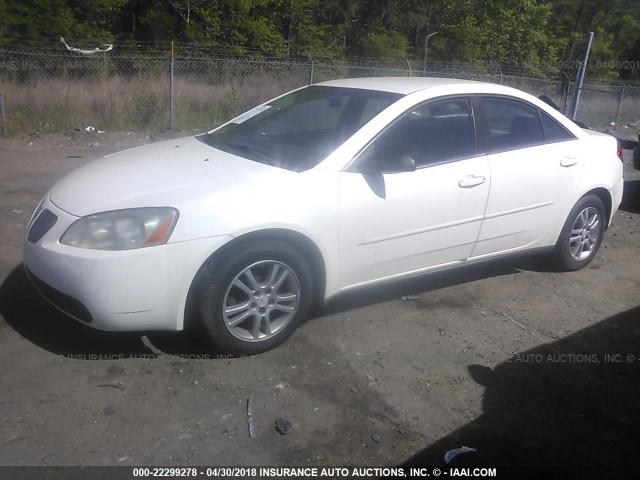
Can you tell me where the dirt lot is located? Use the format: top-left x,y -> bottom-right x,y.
1,130 -> 639,467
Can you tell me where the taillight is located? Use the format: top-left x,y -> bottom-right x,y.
617,141 -> 623,161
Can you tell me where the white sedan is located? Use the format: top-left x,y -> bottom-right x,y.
23,77 -> 623,354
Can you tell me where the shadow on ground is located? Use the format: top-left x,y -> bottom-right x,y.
0,265 -> 211,358
402,305 -> 640,466
1,253 -> 547,358
621,179 -> 640,214
314,252 -> 551,318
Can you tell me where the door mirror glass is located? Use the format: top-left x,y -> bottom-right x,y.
359,149 -> 416,174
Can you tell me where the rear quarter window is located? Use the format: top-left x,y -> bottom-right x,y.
540,111 -> 576,143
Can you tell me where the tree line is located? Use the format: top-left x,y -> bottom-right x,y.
1,0 -> 639,78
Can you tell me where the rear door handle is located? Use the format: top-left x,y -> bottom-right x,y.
560,156 -> 578,167
458,175 -> 486,188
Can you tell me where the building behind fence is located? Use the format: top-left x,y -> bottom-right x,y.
1,45 -> 639,135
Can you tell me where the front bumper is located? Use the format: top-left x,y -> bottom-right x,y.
23,197 -> 231,331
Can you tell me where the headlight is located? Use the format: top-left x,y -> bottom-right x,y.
60,207 -> 178,251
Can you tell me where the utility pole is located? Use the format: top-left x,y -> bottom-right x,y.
570,31 -> 594,121
422,0 -> 435,77
423,32 -> 438,76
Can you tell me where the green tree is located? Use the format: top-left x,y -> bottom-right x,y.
0,0 -> 75,46
0,0 -> 639,80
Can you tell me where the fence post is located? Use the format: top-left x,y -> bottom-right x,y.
306,51 -> 314,84
169,41 -> 175,130
614,86 -> 625,125
0,91 -> 7,135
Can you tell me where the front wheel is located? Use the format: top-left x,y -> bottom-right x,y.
194,240 -> 314,355
553,195 -> 606,271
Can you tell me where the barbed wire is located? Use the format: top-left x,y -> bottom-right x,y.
1,42 -> 638,82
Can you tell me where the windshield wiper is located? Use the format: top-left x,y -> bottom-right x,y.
200,134 -> 275,164
227,143 -> 274,163
200,133 -> 231,152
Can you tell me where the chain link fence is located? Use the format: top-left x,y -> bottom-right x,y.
576,83 -> 640,129
1,45 -> 639,134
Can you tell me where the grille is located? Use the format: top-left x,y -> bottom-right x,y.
27,209 -> 58,243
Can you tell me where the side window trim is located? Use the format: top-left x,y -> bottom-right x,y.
470,96 -> 489,155
346,95 -> 481,173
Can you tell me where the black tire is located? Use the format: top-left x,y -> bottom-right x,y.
553,194 -> 606,271
194,239 -> 314,355
633,147 -> 640,170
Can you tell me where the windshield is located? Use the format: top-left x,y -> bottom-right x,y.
199,86 -> 402,172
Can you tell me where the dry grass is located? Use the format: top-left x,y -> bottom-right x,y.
577,90 -> 640,128
1,72 -> 308,134
2,72 -> 639,134
173,71 -> 306,130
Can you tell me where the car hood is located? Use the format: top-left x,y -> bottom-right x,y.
49,136 -> 279,216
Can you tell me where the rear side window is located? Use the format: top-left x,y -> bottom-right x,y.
362,97 -> 476,169
540,111 -> 575,142
482,97 -> 543,152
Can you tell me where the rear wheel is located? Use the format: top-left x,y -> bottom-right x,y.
194,240 -> 313,355
553,195 -> 606,271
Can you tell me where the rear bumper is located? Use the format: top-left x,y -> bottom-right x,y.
610,170 -> 624,224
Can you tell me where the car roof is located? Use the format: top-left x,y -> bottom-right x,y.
315,76 -> 493,95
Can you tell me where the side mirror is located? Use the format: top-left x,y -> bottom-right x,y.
357,150 -> 416,174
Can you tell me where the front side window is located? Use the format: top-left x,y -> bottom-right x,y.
356,97 -> 476,170
200,86 -> 402,171
482,97 -> 544,152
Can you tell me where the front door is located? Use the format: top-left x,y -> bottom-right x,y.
337,97 -> 490,289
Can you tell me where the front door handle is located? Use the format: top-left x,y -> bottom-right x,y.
560,156 -> 578,167
458,175 -> 487,188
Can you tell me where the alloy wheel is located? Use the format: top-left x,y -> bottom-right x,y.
568,206 -> 601,261
222,260 -> 300,342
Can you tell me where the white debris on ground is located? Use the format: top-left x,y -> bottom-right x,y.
603,120 -> 640,146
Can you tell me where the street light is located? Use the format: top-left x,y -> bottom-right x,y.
423,31 -> 438,76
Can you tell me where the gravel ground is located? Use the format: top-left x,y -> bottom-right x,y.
0,130 -> 639,467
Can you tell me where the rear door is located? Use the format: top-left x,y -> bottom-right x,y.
470,96 -> 583,259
